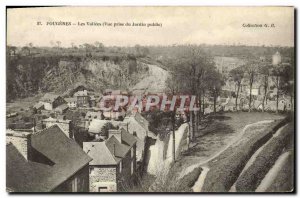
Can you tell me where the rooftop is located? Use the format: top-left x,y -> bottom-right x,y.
6,125 -> 92,192
40,93 -> 60,103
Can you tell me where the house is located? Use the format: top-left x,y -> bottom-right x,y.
54,103 -> 69,114
42,117 -> 72,138
83,129 -> 137,192
103,109 -> 126,121
120,113 -> 156,169
89,96 -> 97,107
65,97 -> 77,108
33,102 -> 44,113
74,90 -> 90,107
6,126 -> 92,192
40,93 -> 66,111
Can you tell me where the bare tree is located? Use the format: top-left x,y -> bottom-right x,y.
244,62 -> 258,112
258,64 -> 272,112
229,66 -> 244,110
207,70 -> 224,113
56,41 -> 61,48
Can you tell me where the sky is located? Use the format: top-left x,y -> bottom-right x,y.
7,6 -> 294,47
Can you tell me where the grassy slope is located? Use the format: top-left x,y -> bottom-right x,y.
154,112 -> 285,192
235,123 -> 294,192
201,116 -> 292,192
266,153 -> 294,192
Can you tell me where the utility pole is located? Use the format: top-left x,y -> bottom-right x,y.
172,109 -> 176,162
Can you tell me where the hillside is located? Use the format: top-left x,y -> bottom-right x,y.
6,53 -> 164,101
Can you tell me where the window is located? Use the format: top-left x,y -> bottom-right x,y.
98,187 -> 108,192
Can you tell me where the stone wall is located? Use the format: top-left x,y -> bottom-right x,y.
89,166 -> 117,192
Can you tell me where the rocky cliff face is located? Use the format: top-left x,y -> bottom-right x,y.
6,55 -> 150,101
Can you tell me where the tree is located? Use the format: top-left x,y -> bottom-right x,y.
7,46 -> 17,56
207,70 -> 224,113
28,43 -> 33,48
279,63 -> 294,111
258,64 -> 272,112
94,41 -> 105,52
229,66 -> 244,110
166,45 -> 216,141
244,61 -> 258,112
21,46 -> 30,55
271,65 -> 284,113
56,41 -> 61,48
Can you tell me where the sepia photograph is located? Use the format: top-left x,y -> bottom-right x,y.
5,6 -> 295,193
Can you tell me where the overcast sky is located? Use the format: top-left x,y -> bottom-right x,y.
7,7 -> 294,47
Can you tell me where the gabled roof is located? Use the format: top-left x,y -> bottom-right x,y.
33,102 -> 44,109
55,104 -> 69,111
83,142 -> 116,165
134,113 -> 149,131
40,93 -> 60,103
120,128 -> 137,147
123,113 -> 156,139
7,125 -> 92,192
64,97 -> 77,103
83,132 -> 136,166
74,90 -> 88,97
105,136 -> 129,161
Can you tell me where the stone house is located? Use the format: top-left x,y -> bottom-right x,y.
83,129 -> 137,192
65,97 -> 77,108
6,125 -> 92,192
121,113 -> 156,171
74,90 -> 90,107
40,93 -> 66,111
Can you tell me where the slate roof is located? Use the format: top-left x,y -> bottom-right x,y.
64,97 -> 77,103
120,128 -> 137,147
83,130 -> 137,166
83,142 -> 116,166
6,125 -> 92,192
40,93 -> 60,103
33,102 -> 44,109
55,104 -> 69,111
105,136 -> 129,161
74,90 -> 88,97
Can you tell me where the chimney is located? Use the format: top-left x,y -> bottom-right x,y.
6,130 -> 32,160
